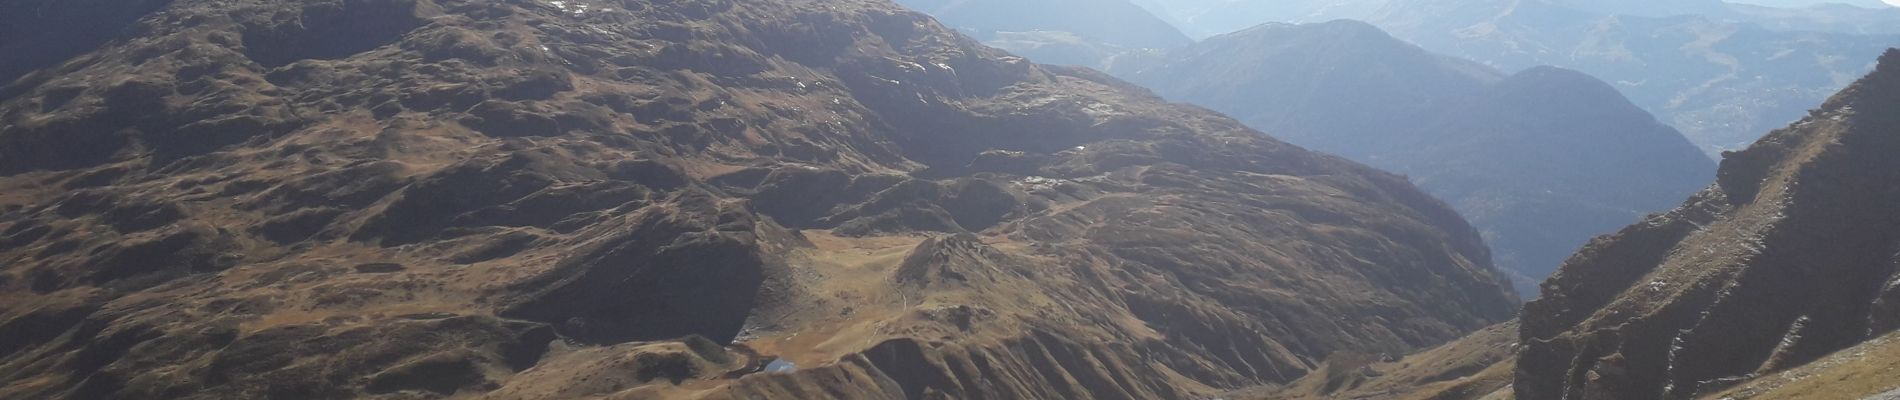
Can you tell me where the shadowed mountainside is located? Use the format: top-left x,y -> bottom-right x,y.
1116,20 -> 1716,296
1516,47 -> 1900,400
1234,47 -> 1900,400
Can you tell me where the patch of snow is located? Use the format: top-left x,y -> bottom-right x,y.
893,59 -> 926,72
765,359 -> 797,373
1869,387 -> 1900,400
1016,176 -> 1065,191
543,0 -> 607,16
1082,102 -> 1124,118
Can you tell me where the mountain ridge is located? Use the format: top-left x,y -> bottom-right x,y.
1517,47 -> 1900,399
1115,20 -> 1715,296
1119,0 -> 1900,158
1244,46 -> 1900,400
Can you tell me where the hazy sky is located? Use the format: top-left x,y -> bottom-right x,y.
1731,0 -> 1900,6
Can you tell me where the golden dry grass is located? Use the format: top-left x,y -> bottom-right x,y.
1705,332 -> 1900,400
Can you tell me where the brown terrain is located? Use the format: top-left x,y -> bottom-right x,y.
0,0 -> 1520,399
1240,321 -> 1518,400
1515,48 -> 1900,400
1272,49 -> 1900,400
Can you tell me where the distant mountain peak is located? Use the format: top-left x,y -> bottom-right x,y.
1492,66 -> 1653,115
1115,20 -> 1714,297
1217,19 -> 1402,43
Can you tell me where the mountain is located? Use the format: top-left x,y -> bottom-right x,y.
1517,47 -> 1900,400
1129,0 -> 1900,158
0,0 -> 1518,398
893,0 -> 1192,67
1112,20 -> 1504,161
1116,20 -> 1716,296
1371,0 -> 1899,158
1255,46 -> 1900,400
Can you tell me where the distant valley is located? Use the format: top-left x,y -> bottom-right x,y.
1112,20 -> 1716,296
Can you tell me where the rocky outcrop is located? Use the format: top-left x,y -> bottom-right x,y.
0,0 -> 1516,398
1516,48 -> 1900,400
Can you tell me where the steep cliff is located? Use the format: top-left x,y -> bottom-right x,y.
1518,48 -> 1900,400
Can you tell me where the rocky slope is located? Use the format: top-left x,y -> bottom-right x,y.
1239,321 -> 1520,400
1518,48 -> 1900,399
1700,329 -> 1900,399
1116,20 -> 1716,296
0,0 -> 1518,398
1234,46 -> 1900,400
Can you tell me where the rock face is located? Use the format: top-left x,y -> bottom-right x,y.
0,0 -> 1517,398
1117,20 -> 1716,296
1518,48 -> 1900,400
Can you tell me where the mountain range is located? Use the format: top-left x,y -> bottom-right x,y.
1514,47 -> 1900,400
1113,20 -> 1716,296
4,0 -> 1899,398
1249,46 -> 1900,400
0,0 -> 1517,398
1314,47 -> 1900,400
1119,0 -> 1900,158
